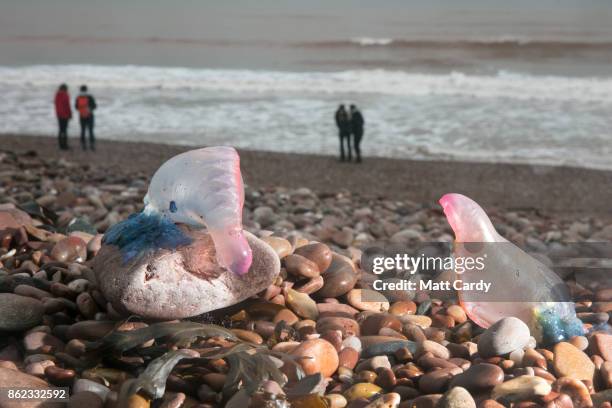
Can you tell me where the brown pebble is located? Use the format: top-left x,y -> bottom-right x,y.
66,320 -> 115,340
418,367 -> 459,394
357,370 -> 377,383
446,305 -> 467,324
202,373 -> 226,391
449,363 -> 504,392
51,236 -> 87,262
400,315 -> 432,329
523,348 -> 547,369
389,301 -> 417,316
317,316 -> 360,337
321,330 -> 343,351
374,367 -> 397,389
294,243 -> 333,273
432,314 -> 455,328
600,361 -> 612,389
408,394 -> 442,408
361,314 -> 402,336
285,254 -> 320,278
230,329 -> 263,344
317,302 -> 359,317
273,308 -> 299,325
394,347 -> 413,363
315,253 -> 357,298
347,289 -> 389,312
416,340 -> 450,360
285,288 -> 318,320
553,342 -> 595,381
291,338 -> 339,377
339,347 -> 360,369
14,284 -> 53,300
44,365 -> 75,386
589,333 -> 612,361
544,393 -> 574,408
261,236 -> 293,259
295,276 -> 325,294
568,335 -> 589,351
552,377 -> 593,408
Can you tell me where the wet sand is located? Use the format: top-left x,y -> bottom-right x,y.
2,134 -> 612,217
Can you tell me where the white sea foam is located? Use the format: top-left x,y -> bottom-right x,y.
350,37 -> 394,46
1,65 -> 611,103
0,64 -> 611,169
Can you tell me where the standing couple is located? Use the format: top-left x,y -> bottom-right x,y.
335,104 -> 364,163
54,84 -> 98,151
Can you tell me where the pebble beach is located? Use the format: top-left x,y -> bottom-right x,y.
1,134 -> 612,408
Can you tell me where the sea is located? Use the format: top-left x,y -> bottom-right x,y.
0,0 -> 611,168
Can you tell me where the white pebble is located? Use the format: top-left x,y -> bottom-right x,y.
341,335 -> 362,353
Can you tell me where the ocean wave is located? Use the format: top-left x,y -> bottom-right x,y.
300,38 -> 612,51
1,65 -> 611,103
349,37 -> 394,46
6,34 -> 612,52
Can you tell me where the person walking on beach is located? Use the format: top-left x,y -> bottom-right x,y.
350,104 -> 365,163
335,104 -> 351,161
75,85 -> 97,151
54,84 -> 72,150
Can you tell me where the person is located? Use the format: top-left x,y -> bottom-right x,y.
335,104 -> 351,161
350,104 -> 364,163
54,84 -> 72,150
75,85 -> 97,151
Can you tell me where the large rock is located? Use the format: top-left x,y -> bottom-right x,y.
92,229 -> 280,320
0,293 -> 44,331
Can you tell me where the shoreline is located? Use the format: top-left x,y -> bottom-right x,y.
3,133 -> 612,217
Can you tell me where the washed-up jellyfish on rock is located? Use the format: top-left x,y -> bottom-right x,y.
93,147 -> 279,320
103,146 -> 252,275
439,193 -> 583,345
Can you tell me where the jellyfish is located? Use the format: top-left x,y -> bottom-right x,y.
439,193 -> 583,344
103,146 -> 252,276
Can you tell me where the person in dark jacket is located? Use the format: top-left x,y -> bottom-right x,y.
75,85 -> 97,151
350,104 -> 364,163
335,104 -> 351,161
54,84 -> 72,150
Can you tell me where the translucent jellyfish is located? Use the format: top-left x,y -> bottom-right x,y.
103,146 -> 252,276
439,193 -> 583,344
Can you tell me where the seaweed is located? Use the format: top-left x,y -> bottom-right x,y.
18,200 -> 58,226
86,321 -> 302,405
85,321 -> 237,353
118,349 -> 197,402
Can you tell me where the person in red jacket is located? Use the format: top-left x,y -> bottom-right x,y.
54,84 -> 72,150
